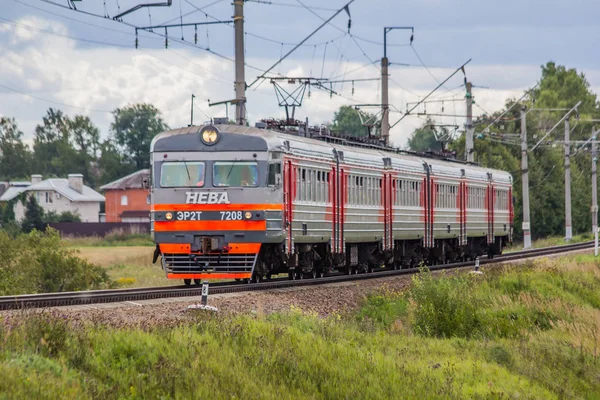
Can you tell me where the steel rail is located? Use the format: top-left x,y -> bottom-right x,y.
0,241 -> 593,311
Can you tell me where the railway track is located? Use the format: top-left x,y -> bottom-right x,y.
0,241 -> 593,311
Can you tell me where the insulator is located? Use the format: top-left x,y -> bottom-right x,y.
352,81 -> 355,95
194,25 -> 198,44
135,30 -> 138,49
165,27 -> 168,49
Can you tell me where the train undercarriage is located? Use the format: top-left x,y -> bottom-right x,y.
251,236 -> 507,282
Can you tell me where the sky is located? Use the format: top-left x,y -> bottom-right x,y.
1,0 -> 599,148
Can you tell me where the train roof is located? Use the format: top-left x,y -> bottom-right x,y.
150,124 -> 512,185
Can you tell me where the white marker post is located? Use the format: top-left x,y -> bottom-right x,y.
470,257 -> 483,275
201,280 -> 209,306
187,280 -> 218,312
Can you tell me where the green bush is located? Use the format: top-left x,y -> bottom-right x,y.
408,269 -> 485,339
0,228 -> 114,295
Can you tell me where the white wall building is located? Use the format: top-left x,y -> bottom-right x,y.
0,174 -> 105,222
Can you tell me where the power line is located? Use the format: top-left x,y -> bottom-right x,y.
12,0 -> 158,40
246,0 -> 337,12
410,44 -> 452,92
0,82 -> 185,114
38,0 -> 270,74
1,10 -> 235,87
294,0 -> 409,47
0,16 -> 131,48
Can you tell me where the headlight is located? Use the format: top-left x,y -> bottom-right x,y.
165,212 -> 173,220
244,211 -> 252,219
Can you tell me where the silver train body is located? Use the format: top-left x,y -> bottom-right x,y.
150,124 -> 513,282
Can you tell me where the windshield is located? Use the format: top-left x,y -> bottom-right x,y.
213,161 -> 259,187
160,161 -> 205,187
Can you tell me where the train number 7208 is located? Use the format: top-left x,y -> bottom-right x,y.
220,211 -> 243,220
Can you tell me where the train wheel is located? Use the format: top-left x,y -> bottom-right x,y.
252,274 -> 262,284
311,269 -> 317,279
319,270 -> 325,278
184,279 -> 192,286
266,273 -> 272,281
194,279 -> 201,285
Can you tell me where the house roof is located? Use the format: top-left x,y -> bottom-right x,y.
0,179 -> 105,202
120,210 -> 150,218
0,186 -> 29,201
100,169 -> 150,191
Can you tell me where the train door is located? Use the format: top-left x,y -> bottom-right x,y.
459,172 -> 467,247
422,163 -> 434,249
383,172 -> 394,251
332,149 -> 345,255
486,177 -> 495,245
283,158 -> 294,255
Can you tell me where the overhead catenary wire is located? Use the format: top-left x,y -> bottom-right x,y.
12,0 -> 158,39
0,16 -> 132,48
247,0 -> 355,88
294,0 -> 409,48
37,0 -> 270,75
1,11 -> 235,86
391,59 -> 472,129
0,82 -> 186,114
410,44 -> 452,92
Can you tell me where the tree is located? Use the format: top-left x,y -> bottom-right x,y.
447,61 -> 600,241
66,115 -> 101,186
0,118 -> 33,180
110,104 -> 169,170
533,61 -> 598,116
33,108 -> 80,178
21,195 -> 45,233
407,119 -> 442,152
330,105 -> 370,137
97,140 -> 135,186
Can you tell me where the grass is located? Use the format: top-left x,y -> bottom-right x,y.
505,232 -> 592,252
2,255 -> 600,398
74,246 -> 176,288
62,233 -> 154,247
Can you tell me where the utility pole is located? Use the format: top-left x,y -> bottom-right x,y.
593,131 -> 598,256
381,26 -> 414,146
233,0 -> 246,125
189,94 -> 195,126
564,118 -> 572,241
381,56 -> 389,146
521,105 -> 532,249
465,81 -> 474,162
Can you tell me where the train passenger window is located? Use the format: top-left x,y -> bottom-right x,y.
160,161 -> 205,187
213,161 -> 259,187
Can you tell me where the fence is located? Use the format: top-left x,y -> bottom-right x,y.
48,222 -> 150,238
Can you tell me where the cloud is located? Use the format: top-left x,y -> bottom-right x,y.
0,14 -> 598,151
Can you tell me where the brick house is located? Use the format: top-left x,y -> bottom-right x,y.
0,174 -> 105,222
100,169 -> 150,223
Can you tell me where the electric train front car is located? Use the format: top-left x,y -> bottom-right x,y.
149,125 -> 284,284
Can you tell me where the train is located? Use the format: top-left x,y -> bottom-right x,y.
149,123 -> 513,285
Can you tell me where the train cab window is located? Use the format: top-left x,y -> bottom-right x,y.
213,161 -> 259,187
161,161 -> 205,187
267,163 -> 281,186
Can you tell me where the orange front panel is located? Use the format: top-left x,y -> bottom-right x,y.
152,203 -> 283,211
167,273 -> 252,280
227,243 -> 261,253
160,243 -> 260,254
160,243 -> 191,253
154,220 -> 266,232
